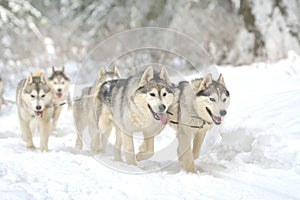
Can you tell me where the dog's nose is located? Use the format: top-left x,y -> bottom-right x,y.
158,104 -> 166,112
220,110 -> 227,116
36,105 -> 42,111
57,88 -> 62,92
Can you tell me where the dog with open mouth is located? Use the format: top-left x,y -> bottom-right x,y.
97,66 -> 174,164
16,70 -> 54,151
48,66 -> 71,131
167,73 -> 230,173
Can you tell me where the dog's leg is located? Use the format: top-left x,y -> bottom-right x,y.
98,114 -> 113,152
20,118 -> 35,148
193,129 -> 207,160
89,116 -> 102,152
114,127 -> 122,161
40,119 -> 50,152
75,119 -> 84,150
101,122 -> 113,152
90,129 -> 100,152
52,106 -> 62,130
177,129 -> 196,173
136,135 -> 154,161
122,132 -> 136,165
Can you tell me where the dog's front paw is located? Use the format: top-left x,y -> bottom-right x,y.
114,155 -> 123,162
91,146 -> 100,152
125,153 -> 137,165
127,159 -> 137,165
40,146 -> 49,152
184,165 -> 198,173
188,168 -> 198,174
136,152 -> 154,161
26,143 -> 35,149
98,145 -> 104,153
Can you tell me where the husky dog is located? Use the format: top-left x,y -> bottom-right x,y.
74,66 -> 121,151
16,71 -> 54,151
167,74 -> 230,172
48,66 -> 71,131
97,66 -> 174,164
0,78 -> 3,111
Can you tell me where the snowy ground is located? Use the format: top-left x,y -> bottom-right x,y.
1,52 -> 300,200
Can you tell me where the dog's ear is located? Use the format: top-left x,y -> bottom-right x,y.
218,73 -> 226,88
139,66 -> 153,87
113,66 -> 121,78
33,70 -> 44,77
25,73 -> 34,85
40,73 -> 47,84
34,70 -> 47,84
160,66 -> 171,85
98,68 -> 106,78
62,66 -> 68,77
199,73 -> 213,91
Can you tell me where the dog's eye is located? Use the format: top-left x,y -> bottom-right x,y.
209,98 -> 216,102
31,95 -> 35,98
226,90 -> 230,97
149,93 -> 156,97
41,94 -> 45,98
162,92 -> 167,97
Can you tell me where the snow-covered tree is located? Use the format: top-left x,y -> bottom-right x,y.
0,0 -> 47,72
0,0 -> 300,74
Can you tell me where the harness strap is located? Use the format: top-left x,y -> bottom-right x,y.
169,120 -> 206,129
168,86 -> 209,129
48,97 -> 81,109
191,115 -> 212,125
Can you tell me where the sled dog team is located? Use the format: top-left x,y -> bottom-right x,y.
16,66 -> 230,172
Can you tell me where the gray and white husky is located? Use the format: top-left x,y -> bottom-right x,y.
16,70 -> 54,151
74,66 -> 121,151
48,66 -> 71,131
97,66 -> 175,164
167,73 -> 230,172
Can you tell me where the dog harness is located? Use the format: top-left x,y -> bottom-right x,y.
168,82 -> 211,129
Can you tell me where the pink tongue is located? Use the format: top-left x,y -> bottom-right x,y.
57,93 -> 62,98
213,115 -> 221,123
157,113 -> 168,125
36,111 -> 43,116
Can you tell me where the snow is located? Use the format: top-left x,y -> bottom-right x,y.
1,53 -> 300,199
251,0 -> 300,60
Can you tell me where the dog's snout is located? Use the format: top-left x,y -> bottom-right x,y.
158,104 -> 166,112
57,88 -> 62,92
36,105 -> 42,111
220,110 -> 227,116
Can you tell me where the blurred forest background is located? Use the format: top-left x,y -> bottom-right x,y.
0,0 -> 300,80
